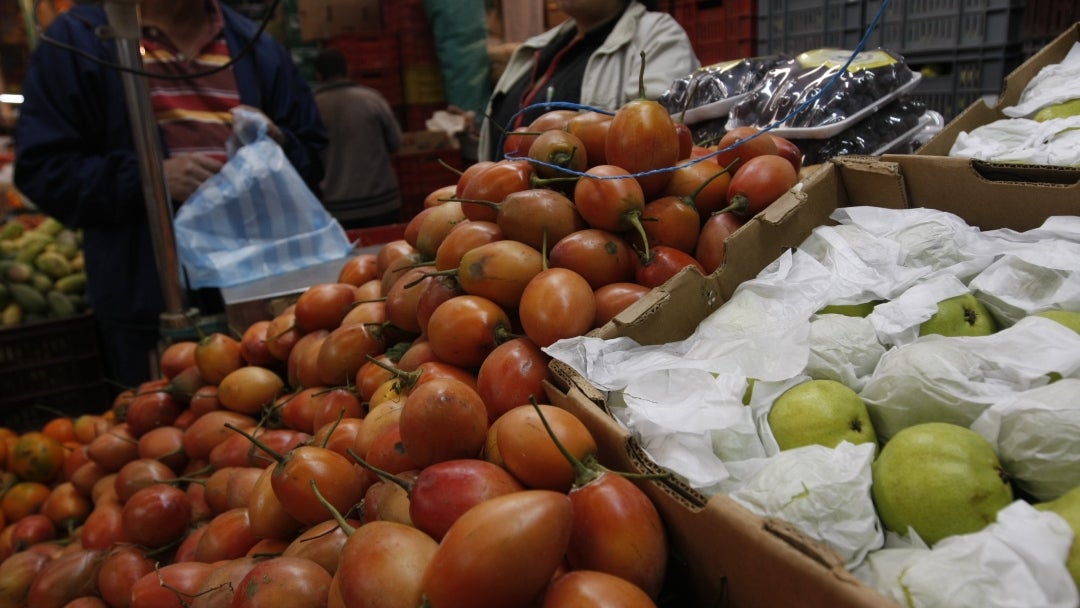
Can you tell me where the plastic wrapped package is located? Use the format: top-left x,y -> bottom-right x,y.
728,48 -> 920,134
658,55 -> 793,144
790,97 -> 930,165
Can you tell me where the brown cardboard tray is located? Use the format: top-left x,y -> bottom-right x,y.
544,153 -> 1080,607
917,22 -> 1080,159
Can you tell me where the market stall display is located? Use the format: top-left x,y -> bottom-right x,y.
1,1 -> 1077,604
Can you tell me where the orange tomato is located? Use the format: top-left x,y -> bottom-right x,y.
8,432 -> 66,483
1,481 -> 52,522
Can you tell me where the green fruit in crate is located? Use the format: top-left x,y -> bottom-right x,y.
1,260 -> 33,283
15,235 -> 52,265
918,293 -> 997,337
34,250 -> 72,279
871,422 -> 1013,546
0,219 -> 24,240
1,302 -> 21,326
55,272 -> 88,295
53,229 -> 80,259
1034,485 -> 1080,589
768,378 -> 877,451
8,283 -> 49,314
1034,309 -> 1080,334
30,271 -> 53,293
1034,98 -> 1080,122
47,290 -> 77,317
31,216 -> 65,237
816,300 -> 881,317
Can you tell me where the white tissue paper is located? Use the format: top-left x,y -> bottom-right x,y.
804,314 -> 888,392
1002,42 -> 1080,119
728,441 -> 883,569
967,236 -> 1080,326
859,315 -> 1080,441
948,116 -> 1080,166
854,500 -> 1077,608
971,378 -> 1080,503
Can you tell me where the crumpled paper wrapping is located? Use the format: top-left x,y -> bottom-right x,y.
971,378 -> 1080,502
949,42 -> 1080,166
854,501 -> 1077,608
544,206 -> 1080,588
860,316 -> 1080,441
1001,42 -> 1080,119
728,441 -> 882,568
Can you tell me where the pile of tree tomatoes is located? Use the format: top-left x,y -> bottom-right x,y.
0,96 -> 804,608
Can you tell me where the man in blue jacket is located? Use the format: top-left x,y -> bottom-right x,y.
14,0 -> 327,391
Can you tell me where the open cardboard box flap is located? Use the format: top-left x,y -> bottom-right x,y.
917,23 -> 1080,158
545,151 -> 1080,607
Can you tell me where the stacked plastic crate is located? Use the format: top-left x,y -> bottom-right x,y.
385,0 -> 449,132
867,0 -> 1027,121
660,0 -> 757,65
755,0 -> 1029,121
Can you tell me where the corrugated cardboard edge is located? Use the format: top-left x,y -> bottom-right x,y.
544,367 -> 896,608
917,23 -> 1080,157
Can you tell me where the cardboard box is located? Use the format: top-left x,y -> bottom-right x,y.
297,0 -> 382,42
545,153 -> 1080,607
917,22 -> 1080,158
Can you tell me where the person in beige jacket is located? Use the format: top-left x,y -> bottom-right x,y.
479,0 -> 700,161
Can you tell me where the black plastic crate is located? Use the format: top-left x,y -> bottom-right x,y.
0,312 -> 111,432
756,0 -> 873,55
869,0 -> 1026,55
901,45 -> 1025,120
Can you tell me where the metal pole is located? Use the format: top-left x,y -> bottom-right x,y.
101,0 -> 195,339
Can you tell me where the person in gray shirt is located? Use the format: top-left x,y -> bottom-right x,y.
312,48 -> 404,228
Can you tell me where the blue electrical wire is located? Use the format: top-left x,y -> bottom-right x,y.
501,0 -> 894,181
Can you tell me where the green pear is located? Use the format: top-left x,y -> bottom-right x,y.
871,422 -> 1013,546
816,300 -> 882,318
1035,485 -> 1080,589
918,292 -> 997,337
1034,309 -> 1080,334
767,379 -> 877,451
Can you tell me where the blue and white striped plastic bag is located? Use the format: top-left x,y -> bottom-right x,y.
174,109 -> 351,288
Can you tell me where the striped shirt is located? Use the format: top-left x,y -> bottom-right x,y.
141,4 -> 239,163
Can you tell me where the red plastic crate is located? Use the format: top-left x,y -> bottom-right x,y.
349,67 -> 405,106
383,0 -> 430,33
400,29 -> 439,67
327,34 -> 401,71
695,2 -> 757,64
346,223 -> 409,247
392,147 -> 463,221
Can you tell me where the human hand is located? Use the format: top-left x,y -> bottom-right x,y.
233,104 -> 284,144
164,153 -> 223,203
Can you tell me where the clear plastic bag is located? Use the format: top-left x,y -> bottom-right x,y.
174,109 -> 352,288
727,48 -> 919,135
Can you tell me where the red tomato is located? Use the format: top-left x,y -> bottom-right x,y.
605,97 -> 680,199
129,561 -> 214,608
635,245 -> 707,289
398,378 -> 489,468
722,153 -> 799,218
695,210 -> 746,274
476,337 -> 552,424
548,229 -> 637,290
493,404 -> 598,493
542,570 -> 658,607
407,458 -> 525,541
425,295 -> 512,369
496,189 -> 587,252
334,520 -> 438,608
194,332 -> 244,385
518,268 -> 597,348
230,556 -> 332,608
421,490 -> 574,608
593,282 -> 651,327
121,484 -> 192,549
